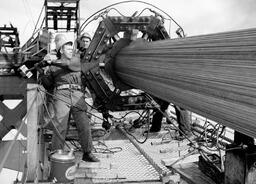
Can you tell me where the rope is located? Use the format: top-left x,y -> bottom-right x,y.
37,87 -> 104,122
32,2 -> 45,36
38,88 -> 71,150
38,87 -> 123,154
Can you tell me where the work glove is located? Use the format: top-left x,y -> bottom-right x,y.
43,53 -> 57,64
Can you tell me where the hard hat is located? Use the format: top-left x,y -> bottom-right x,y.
80,32 -> 91,41
54,34 -> 73,51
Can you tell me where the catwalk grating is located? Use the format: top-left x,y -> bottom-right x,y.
75,140 -> 160,183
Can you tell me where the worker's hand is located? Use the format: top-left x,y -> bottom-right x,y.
43,53 -> 57,64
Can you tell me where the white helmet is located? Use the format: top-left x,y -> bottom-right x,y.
54,34 -> 73,51
80,32 -> 91,41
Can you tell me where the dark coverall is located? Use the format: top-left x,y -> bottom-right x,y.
150,99 -> 192,136
174,105 -> 192,136
40,56 -> 93,152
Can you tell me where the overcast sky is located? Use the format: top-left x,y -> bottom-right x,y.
0,0 -> 256,45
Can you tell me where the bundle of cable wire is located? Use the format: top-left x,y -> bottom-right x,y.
114,27 -> 256,138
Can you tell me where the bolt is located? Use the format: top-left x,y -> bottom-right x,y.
99,63 -> 105,68
108,44 -> 113,49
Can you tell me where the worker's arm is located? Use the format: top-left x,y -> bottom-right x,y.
51,56 -> 81,71
44,52 -> 81,71
38,66 -> 54,91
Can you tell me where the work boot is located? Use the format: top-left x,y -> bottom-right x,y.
149,127 -> 161,133
82,152 -> 100,162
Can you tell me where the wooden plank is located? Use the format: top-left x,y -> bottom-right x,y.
39,133 -> 50,180
26,83 -> 44,182
171,162 -> 216,184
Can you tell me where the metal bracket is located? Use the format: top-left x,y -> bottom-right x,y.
80,15 -> 171,112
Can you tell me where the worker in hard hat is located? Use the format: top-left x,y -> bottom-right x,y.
81,32 -> 91,47
76,32 -> 92,58
75,32 -> 96,114
40,34 -> 99,162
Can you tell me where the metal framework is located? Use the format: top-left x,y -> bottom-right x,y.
44,0 -> 80,33
80,15 -> 171,113
0,25 -> 20,49
0,25 -> 21,75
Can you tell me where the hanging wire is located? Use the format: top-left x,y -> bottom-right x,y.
122,108 -> 152,144
38,88 -> 72,150
80,0 -> 184,35
106,8 -> 127,17
32,2 -> 45,36
37,87 -> 104,122
135,8 -> 151,17
93,140 -> 122,154
110,110 -> 142,121
15,140 -> 22,182
38,87 -> 125,154
22,163 -> 28,184
143,93 -> 219,166
194,119 -> 229,154
22,0 -> 36,27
